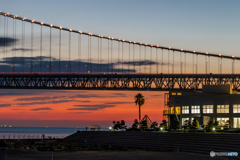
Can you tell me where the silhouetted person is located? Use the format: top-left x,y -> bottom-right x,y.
86,127 -> 88,131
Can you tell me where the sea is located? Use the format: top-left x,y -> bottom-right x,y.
0,127 -> 109,139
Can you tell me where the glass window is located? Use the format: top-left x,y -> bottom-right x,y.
182,106 -> 189,114
177,92 -> 182,95
175,107 -> 181,114
233,118 -> 240,128
191,106 -> 200,114
233,104 -> 240,113
217,118 -> 229,126
203,105 -> 213,113
170,107 -> 174,114
217,105 -> 229,113
172,92 -> 176,95
182,118 -> 189,126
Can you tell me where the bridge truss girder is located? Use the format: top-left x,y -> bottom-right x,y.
0,74 -> 240,91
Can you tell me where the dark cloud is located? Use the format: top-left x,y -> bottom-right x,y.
0,104 -> 11,107
105,102 -> 132,104
11,48 -> 32,51
0,56 -> 135,73
68,112 -> 91,114
30,107 -> 53,111
150,95 -> 162,97
118,60 -> 161,66
18,100 -> 72,106
79,100 -> 91,103
15,96 -> 54,101
0,89 -> 66,96
12,109 -> 26,110
68,104 -> 116,111
111,93 -> 126,97
14,95 -> 72,102
0,37 -> 17,47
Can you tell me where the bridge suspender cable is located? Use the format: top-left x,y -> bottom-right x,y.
156,48 -> 158,74
78,34 -> 81,73
69,31 -> 71,73
111,39 -> 113,74
172,50 -> 174,74
31,22 -> 33,73
122,41 -> 123,74
100,37 -> 102,73
40,23 -> 43,73
49,26 -> 52,73
150,46 -> 152,74
129,42 -> 130,74
107,38 -> 109,73
98,37 -> 100,73
139,44 -> 141,74
59,28 -> 61,73
133,43 -> 135,74
21,18 -> 25,73
168,50 -> 169,74
12,18 -> 14,73
90,35 -> 92,73
1,11 -> 240,75
161,49 -> 163,74
6,16 -> 8,73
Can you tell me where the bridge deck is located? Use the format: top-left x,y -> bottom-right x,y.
0,74 -> 240,91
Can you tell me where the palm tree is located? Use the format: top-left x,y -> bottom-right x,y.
134,93 -> 145,122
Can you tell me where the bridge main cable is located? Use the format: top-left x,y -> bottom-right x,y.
0,11 -> 238,61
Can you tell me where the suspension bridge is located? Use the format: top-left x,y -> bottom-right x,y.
0,11 -> 240,91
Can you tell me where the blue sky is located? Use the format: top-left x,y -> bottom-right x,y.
1,0 -> 239,55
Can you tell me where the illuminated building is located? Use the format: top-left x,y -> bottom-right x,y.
163,85 -> 240,129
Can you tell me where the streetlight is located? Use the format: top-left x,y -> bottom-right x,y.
160,127 -> 163,132
212,127 -> 215,133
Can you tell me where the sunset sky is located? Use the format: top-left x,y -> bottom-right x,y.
0,1 -> 239,127
0,89 -> 166,127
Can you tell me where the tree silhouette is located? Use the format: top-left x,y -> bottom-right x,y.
160,120 -> 168,129
150,122 -> 158,130
134,93 -> 145,122
132,119 -> 139,129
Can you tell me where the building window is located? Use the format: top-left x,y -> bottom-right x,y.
217,118 -> 229,127
175,107 -> 181,114
182,118 -> 189,126
170,107 -> 174,114
177,92 -> 182,95
182,106 -> 189,114
233,118 -> 240,128
217,105 -> 229,113
172,92 -> 176,95
203,105 -> 213,113
191,106 -> 200,114
233,104 -> 240,113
